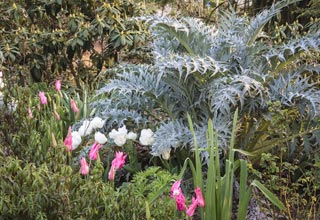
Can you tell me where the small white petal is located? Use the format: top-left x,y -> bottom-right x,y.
91,117 -> 105,129
95,132 -> 108,144
72,131 -> 82,150
114,136 -> 127,146
139,129 -> 154,146
127,132 -> 137,140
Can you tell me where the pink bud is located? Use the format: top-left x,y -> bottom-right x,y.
71,99 -> 79,113
195,187 -> 205,207
55,80 -> 61,91
28,108 -> 33,119
39,91 -> 47,105
80,157 -> 89,175
64,126 -> 73,151
89,142 -> 101,160
108,165 -> 116,181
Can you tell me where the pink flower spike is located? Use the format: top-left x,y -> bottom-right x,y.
111,151 -> 127,169
55,80 -> 61,91
89,142 -> 101,160
175,192 -> 186,211
64,127 -> 73,151
195,187 -> 205,207
54,109 -> 60,120
170,180 -> 182,198
39,91 -> 47,105
186,196 -> 198,217
108,165 -> 116,181
71,99 -> 79,113
80,157 -> 89,175
28,108 -> 33,119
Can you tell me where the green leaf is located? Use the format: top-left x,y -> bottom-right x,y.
251,180 -> 286,210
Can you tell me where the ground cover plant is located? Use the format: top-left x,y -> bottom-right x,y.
0,0 -> 320,219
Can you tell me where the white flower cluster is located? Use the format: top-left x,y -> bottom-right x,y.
109,125 -> 137,146
78,117 -> 105,136
72,118 -> 157,155
72,117 -> 106,150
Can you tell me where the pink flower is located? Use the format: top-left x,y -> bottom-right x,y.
170,180 -> 182,198
80,157 -> 89,175
55,80 -> 61,91
89,142 -> 101,160
108,165 -> 116,181
71,99 -> 79,113
170,180 -> 186,211
39,91 -> 47,105
186,196 -> 198,216
175,192 -> 186,211
54,109 -> 60,120
64,126 -> 73,151
111,151 -> 127,169
195,187 -> 205,207
108,152 -> 127,181
28,108 -> 33,119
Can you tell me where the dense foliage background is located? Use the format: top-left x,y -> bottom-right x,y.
0,0 -> 319,219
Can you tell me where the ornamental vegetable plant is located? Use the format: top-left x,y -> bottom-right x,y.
93,0 -> 320,163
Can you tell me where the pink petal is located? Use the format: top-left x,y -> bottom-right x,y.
195,187 -> 205,207
186,197 -> 198,216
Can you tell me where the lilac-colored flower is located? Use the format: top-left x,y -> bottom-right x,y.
89,142 -> 101,160
80,157 -> 89,175
111,151 -> 127,169
186,196 -> 198,216
64,127 -> 73,151
39,91 -> 47,105
71,99 -> 79,113
195,187 -> 205,207
55,80 -> 61,91
28,108 -> 33,119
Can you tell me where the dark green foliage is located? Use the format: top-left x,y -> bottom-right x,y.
0,0 -> 147,91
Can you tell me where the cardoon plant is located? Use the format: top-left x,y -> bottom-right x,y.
92,0 -> 320,161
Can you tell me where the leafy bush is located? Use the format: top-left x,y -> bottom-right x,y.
0,0 -> 147,91
250,150 -> 320,219
0,145 -> 177,220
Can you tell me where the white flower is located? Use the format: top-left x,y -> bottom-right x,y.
127,132 -> 137,140
109,129 -> 118,139
108,125 -> 129,146
78,120 -> 93,136
139,129 -> 154,146
91,117 -> 105,129
72,131 -> 82,150
118,125 -> 128,135
161,149 -> 171,160
114,136 -> 127,146
95,132 -> 108,144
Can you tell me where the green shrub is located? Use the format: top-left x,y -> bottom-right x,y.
0,0 -> 147,90
0,145 -> 177,220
